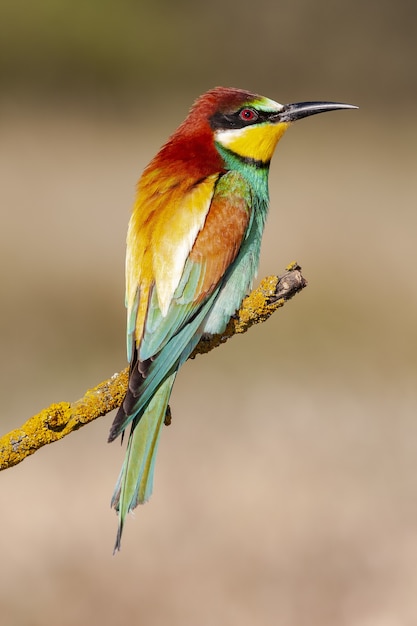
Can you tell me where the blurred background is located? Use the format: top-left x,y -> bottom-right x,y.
1,0 -> 417,624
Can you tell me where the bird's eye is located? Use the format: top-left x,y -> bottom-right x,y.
239,108 -> 258,122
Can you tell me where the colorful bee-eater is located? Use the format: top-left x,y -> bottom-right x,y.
108,87 -> 356,550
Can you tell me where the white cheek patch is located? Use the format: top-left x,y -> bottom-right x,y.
214,126 -> 248,148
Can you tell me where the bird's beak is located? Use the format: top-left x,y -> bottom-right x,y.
275,101 -> 358,123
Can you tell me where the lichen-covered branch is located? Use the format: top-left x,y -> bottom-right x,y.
0,263 -> 306,471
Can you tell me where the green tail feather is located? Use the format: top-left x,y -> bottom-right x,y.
111,372 -> 176,552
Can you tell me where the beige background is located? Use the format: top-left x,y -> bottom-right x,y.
1,1 -> 417,624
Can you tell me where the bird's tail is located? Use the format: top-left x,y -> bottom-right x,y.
111,372 -> 176,552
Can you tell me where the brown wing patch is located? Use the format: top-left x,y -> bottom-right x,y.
189,186 -> 250,301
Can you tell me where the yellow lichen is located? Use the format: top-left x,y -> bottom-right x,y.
0,265 -> 306,471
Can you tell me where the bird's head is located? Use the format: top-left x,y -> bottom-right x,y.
181,87 -> 357,167
153,88 -> 356,179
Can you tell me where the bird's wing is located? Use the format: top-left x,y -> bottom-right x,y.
125,170 -> 219,360
110,170 -> 252,440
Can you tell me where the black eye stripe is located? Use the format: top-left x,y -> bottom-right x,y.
209,108 -> 273,131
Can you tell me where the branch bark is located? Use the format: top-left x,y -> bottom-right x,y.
0,263 -> 306,471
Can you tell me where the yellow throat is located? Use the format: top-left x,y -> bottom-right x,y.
215,121 -> 290,164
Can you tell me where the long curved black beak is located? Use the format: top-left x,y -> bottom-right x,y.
276,101 -> 358,123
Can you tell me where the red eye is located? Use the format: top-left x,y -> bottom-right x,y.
239,108 -> 258,122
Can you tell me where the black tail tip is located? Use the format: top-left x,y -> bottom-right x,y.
113,524 -> 123,554
108,405 -> 128,442
107,428 -> 117,443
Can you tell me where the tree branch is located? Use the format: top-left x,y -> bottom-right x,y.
0,263 -> 306,471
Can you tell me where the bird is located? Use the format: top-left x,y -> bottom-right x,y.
108,86 -> 356,551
